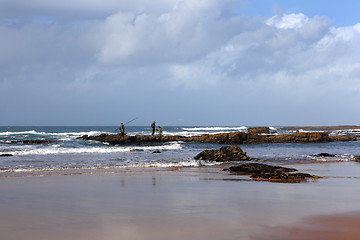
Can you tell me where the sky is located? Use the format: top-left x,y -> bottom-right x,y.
1,0 -> 360,126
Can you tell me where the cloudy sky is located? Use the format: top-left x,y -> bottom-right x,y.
1,0 -> 360,126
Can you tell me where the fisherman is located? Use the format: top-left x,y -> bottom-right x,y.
157,126 -> 163,136
119,123 -> 125,138
151,121 -> 156,136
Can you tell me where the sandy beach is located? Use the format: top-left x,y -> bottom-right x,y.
1,161 -> 360,240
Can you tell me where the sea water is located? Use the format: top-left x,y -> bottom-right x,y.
0,126 -> 360,175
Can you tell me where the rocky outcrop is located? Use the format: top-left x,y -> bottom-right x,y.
0,154 -> 13,157
330,135 -> 359,142
248,127 -> 270,134
80,134 -> 186,145
228,163 -> 297,173
225,163 -> 317,182
355,156 -> 360,162
194,146 -> 251,162
11,140 -> 55,144
312,153 -> 336,157
251,172 -> 315,182
79,131 -> 357,145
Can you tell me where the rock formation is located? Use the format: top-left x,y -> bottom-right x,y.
227,163 -> 297,173
194,146 -> 251,162
225,163 -> 317,182
11,140 -> 55,144
0,154 -> 13,157
312,153 -> 336,157
79,131 -> 357,145
247,127 -> 270,134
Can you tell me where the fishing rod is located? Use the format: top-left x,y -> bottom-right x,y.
115,117 -> 139,131
124,117 -> 138,126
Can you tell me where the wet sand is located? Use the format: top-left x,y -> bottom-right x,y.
252,212 -> 360,240
1,162 -> 360,240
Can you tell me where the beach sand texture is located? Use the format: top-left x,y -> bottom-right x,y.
1,162 -> 360,240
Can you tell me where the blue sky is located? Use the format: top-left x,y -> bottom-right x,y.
1,0 -> 360,126
241,0 -> 360,27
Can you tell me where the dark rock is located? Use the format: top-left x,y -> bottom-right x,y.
330,135 -> 358,142
251,172 -> 315,182
248,127 -> 270,134
313,153 -> 336,157
354,156 -> 360,162
226,163 -> 318,183
12,139 -> 55,144
194,146 -> 251,162
130,149 -> 144,152
152,150 -> 161,153
0,154 -> 13,157
228,163 -> 297,173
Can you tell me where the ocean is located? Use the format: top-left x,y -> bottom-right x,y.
1,126 -> 360,176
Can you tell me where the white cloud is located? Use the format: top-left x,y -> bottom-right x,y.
96,0 -> 241,64
266,13 -> 309,29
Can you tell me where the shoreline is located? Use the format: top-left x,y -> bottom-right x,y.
0,158 -> 352,179
0,154 -> 357,179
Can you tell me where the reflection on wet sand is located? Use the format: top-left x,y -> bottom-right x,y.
251,212 -> 360,240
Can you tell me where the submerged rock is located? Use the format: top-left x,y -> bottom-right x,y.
226,163 -> 318,183
312,153 -> 336,157
0,154 -> 13,157
194,146 -> 251,162
12,139 -> 55,144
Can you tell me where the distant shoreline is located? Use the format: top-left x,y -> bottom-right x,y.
279,125 -> 360,131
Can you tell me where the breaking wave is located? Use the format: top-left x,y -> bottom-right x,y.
1,142 -> 182,156
182,126 -> 247,131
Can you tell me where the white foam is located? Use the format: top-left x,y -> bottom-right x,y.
308,154 -> 352,162
298,129 -> 325,133
182,126 -> 247,131
0,130 -> 106,139
126,159 -> 222,168
0,130 -> 41,136
2,142 -> 183,156
0,159 -> 221,173
330,129 -> 360,136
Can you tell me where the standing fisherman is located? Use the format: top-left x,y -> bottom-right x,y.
151,121 -> 156,136
119,123 -> 125,138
